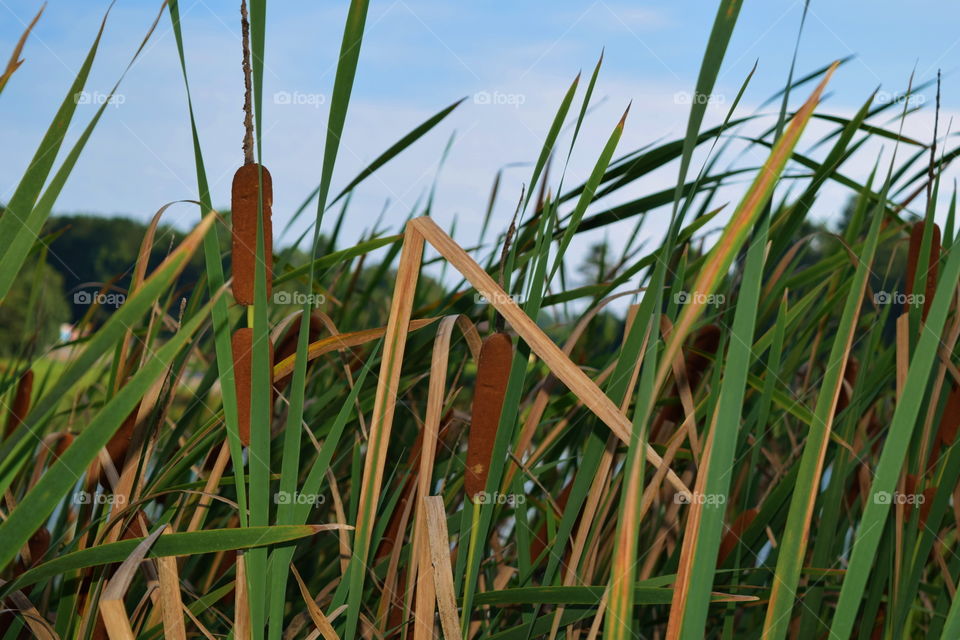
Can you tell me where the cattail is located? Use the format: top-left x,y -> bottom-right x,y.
904,473 -> 918,507
21,527 -> 49,570
656,324 -> 721,432
465,332 -> 512,500
926,384 -> 960,474
85,405 -> 140,491
919,486 -> 936,528
937,384 -> 960,446
4,369 -> 33,439
902,474 -> 936,526
905,221 -> 940,320
529,479 -> 574,565
231,163 -> 273,305
106,406 -> 139,469
275,313 -> 325,361
231,0 -> 272,306
688,324 -> 722,373
231,328 -> 274,447
717,507 -> 758,566
870,607 -> 886,640
376,417 -> 456,562
232,328 -> 253,446
54,432 -> 74,460
274,312 -> 327,390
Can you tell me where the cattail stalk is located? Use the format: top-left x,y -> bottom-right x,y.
230,0 -> 274,460
231,163 -> 273,306
905,221 -> 940,321
465,332 -> 513,499
231,328 -> 274,447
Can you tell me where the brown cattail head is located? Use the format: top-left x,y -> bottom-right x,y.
274,312 -> 328,390
687,323 -> 721,386
86,404 -> 140,491
905,221 -> 941,320
5,369 -> 33,439
374,417 -> 457,562
107,407 -> 139,468
54,432 -> 74,461
24,527 -> 50,568
927,383 -> 960,473
717,507 -> 758,566
902,475 -> 937,526
231,163 -> 273,305
938,385 -> 960,447
659,324 -> 721,425
233,328 -> 253,446
919,486 -> 937,528
529,479 -> 575,566
231,328 -> 274,447
465,332 -> 513,500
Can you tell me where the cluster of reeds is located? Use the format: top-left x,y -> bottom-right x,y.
2,1 -> 960,639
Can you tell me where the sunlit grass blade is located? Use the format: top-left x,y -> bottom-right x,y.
762,167 -> 885,640
657,62 -> 837,396
668,212 -> 768,640
828,190 -> 960,640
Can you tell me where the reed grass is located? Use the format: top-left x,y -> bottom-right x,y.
2,1 -> 960,638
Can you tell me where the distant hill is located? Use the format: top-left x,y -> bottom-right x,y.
42,214 -> 219,323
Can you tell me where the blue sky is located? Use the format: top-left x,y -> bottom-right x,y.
1,1 -> 958,265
